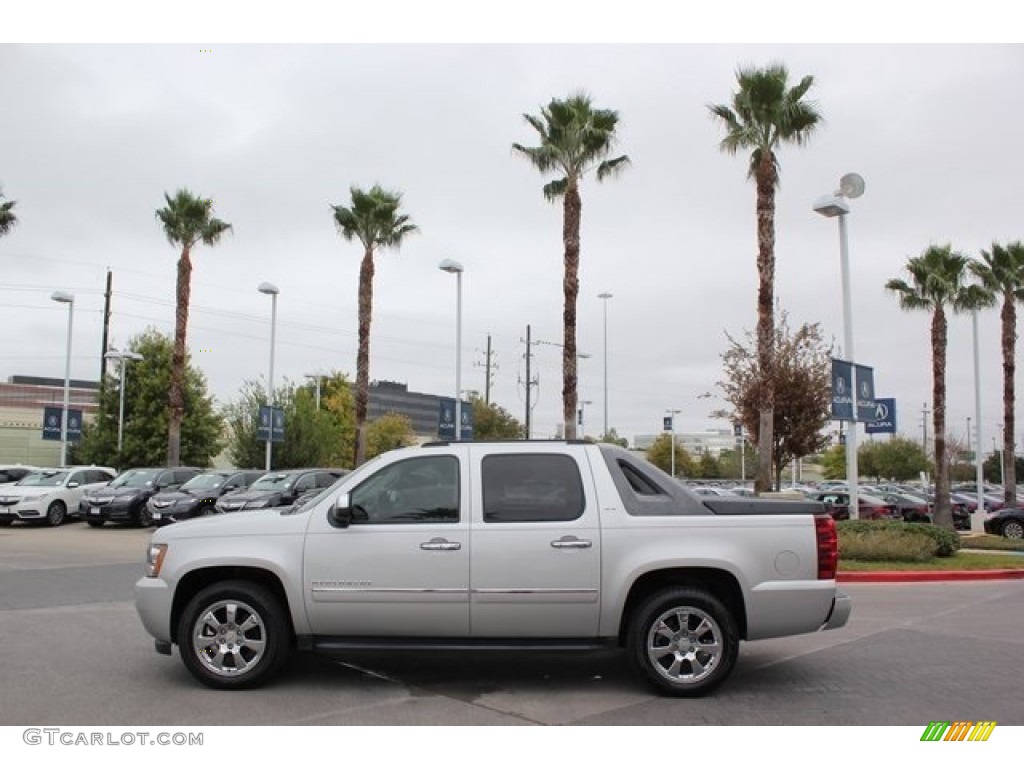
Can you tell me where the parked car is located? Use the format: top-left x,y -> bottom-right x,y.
983,507 -> 1024,539
0,466 -> 117,526
877,491 -> 932,523
148,469 -> 266,527
81,466 -> 202,527
689,486 -> 738,498
214,468 -> 347,513
807,490 -> 897,521
0,464 -> 39,485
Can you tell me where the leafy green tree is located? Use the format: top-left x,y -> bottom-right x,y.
331,185 -> 418,467
709,63 -> 823,495
364,412 -> 417,460
73,329 -> 224,469
872,436 -> 931,482
718,313 -> 832,490
0,188 -> 16,237
471,396 -> 525,440
645,434 -> 694,478
886,245 -> 993,528
598,428 -> 629,448
822,445 -> 846,480
698,450 -> 721,479
155,189 -> 232,466
513,92 -> 629,440
223,372 -> 356,470
969,241 -> 1024,505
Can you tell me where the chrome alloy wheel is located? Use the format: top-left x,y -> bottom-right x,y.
646,605 -> 723,686
191,599 -> 268,678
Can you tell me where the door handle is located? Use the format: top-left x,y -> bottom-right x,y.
550,536 -> 592,549
420,537 -> 462,551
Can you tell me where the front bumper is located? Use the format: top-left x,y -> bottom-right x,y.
135,576 -> 175,645
0,502 -> 47,521
82,499 -> 143,522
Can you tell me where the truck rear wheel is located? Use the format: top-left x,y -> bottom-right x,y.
627,587 -> 738,697
178,580 -> 291,690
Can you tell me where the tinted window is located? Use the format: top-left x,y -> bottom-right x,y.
482,454 -> 583,523
350,456 -> 459,524
294,474 -> 316,493
110,469 -> 159,489
619,461 -> 667,496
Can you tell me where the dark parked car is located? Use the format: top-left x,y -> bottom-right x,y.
148,469 -> 266,527
983,507 -> 1024,539
214,468 -> 346,513
877,492 -> 932,523
807,490 -> 897,521
81,466 -> 202,527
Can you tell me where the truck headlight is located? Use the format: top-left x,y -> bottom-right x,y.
145,543 -> 168,578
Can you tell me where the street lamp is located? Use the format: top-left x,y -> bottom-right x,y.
814,172 -> 865,520
439,259 -> 464,441
578,399 -> 593,436
51,291 -> 74,466
598,292 -> 613,437
304,372 -> 326,410
971,311 -> 985,531
666,408 -> 681,478
258,282 -> 279,471
104,348 -> 143,463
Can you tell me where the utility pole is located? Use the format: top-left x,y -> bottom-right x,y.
921,402 -> 931,455
100,269 -> 112,382
519,325 -> 539,439
474,334 -> 496,405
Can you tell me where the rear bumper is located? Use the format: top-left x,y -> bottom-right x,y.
822,590 -> 852,630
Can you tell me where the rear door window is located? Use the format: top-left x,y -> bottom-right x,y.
481,454 -> 584,523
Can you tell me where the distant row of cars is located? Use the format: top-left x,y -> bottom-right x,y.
0,464 -> 347,528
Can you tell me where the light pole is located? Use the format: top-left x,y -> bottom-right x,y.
598,292 -> 612,437
666,408 -> 680,478
258,282 -> 279,471
439,259 -> 464,441
104,349 -> 143,463
579,400 -> 593,436
971,310 -> 985,530
304,372 -> 325,410
814,172 -> 865,519
51,291 -> 75,466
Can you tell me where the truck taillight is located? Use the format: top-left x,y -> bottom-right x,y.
815,513 -> 838,580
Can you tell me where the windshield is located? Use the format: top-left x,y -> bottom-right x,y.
181,473 -> 226,491
17,470 -> 68,487
110,469 -> 159,489
248,474 -> 294,491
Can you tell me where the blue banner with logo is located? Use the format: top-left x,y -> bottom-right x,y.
865,398 -> 897,434
42,407 -> 82,441
257,405 -> 285,443
855,364 -> 876,423
438,397 -> 473,440
831,359 -> 854,421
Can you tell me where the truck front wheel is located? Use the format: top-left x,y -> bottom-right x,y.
627,587 -> 739,697
178,581 -> 291,690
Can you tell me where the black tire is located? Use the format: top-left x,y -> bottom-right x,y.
86,519 -> 104,528
177,580 -> 291,690
627,587 -> 739,697
1002,519 -> 1024,540
0,519 -> 12,527
46,500 -> 67,527
136,505 -> 153,528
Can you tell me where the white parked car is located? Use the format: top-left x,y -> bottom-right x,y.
0,466 -> 117,526
0,465 -> 38,485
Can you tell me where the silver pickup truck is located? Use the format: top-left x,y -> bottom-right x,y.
135,441 -> 851,696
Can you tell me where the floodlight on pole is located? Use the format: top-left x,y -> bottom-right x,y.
104,348 -> 144,463
258,282 -> 279,471
439,259 -> 465,441
598,292 -> 613,437
51,291 -> 75,466
814,173 -> 865,520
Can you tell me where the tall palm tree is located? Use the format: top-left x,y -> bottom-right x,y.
708,63 -> 822,493
0,188 -> 17,237
155,189 -> 232,466
969,241 -> 1024,506
885,245 -> 993,529
513,92 -> 629,440
331,185 -> 418,467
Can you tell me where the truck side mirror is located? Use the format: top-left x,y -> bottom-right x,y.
329,493 -> 354,528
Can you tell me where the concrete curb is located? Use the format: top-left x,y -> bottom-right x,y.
839,569 -> 1024,582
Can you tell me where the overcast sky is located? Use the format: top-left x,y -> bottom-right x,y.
2,9 -> 1022,452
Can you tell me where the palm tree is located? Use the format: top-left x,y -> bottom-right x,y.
513,92 -> 629,440
969,241 -> 1024,506
0,188 -> 17,237
885,245 -> 993,529
155,189 -> 232,466
331,185 -> 418,467
708,63 -> 822,493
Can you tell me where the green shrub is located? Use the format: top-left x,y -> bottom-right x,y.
837,520 -> 960,561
